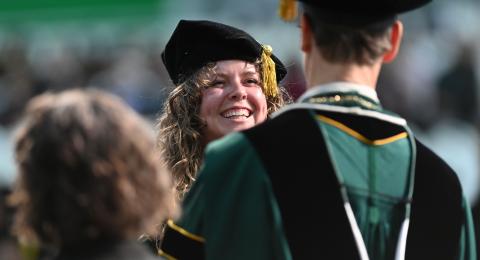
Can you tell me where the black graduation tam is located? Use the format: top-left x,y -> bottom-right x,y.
162,20 -> 287,97
279,0 -> 431,27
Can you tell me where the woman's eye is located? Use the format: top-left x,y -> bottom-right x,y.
209,80 -> 225,88
245,78 -> 260,85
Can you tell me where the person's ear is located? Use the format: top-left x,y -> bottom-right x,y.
300,14 -> 313,53
383,20 -> 403,63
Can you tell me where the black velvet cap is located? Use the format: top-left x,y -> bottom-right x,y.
281,0 -> 431,27
162,20 -> 287,85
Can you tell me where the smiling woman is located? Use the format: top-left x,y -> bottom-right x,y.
200,60 -> 268,143
156,20 -> 289,200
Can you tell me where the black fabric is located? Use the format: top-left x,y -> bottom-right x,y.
300,0 -> 431,27
244,109 -> 361,259
244,108 -> 463,259
313,110 -> 407,140
162,20 -> 287,85
405,140 -> 463,260
161,224 -> 205,260
54,240 -> 158,260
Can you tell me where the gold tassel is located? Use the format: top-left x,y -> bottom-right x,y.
278,0 -> 297,21
261,44 -> 278,98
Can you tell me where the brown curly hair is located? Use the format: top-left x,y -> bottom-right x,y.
156,60 -> 290,199
10,89 -> 177,248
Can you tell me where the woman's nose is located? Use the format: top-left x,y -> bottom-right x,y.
228,81 -> 247,100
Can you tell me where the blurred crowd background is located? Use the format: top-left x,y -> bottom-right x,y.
0,0 -> 480,257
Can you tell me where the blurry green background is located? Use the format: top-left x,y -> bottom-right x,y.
0,0 -> 165,24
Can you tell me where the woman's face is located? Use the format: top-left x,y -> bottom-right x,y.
200,60 -> 268,143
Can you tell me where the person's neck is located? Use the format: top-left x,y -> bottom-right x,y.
304,49 -> 382,90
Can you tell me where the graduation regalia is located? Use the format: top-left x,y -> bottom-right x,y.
161,83 -> 476,260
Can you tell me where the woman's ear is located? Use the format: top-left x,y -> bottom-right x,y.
383,20 -> 404,63
300,14 -> 313,53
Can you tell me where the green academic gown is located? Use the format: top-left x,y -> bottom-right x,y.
161,83 -> 476,260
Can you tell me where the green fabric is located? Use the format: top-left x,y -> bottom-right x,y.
320,121 -> 411,197
177,132 -> 292,260
318,119 -> 412,259
459,197 -> 477,260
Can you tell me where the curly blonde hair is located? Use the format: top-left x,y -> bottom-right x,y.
156,60 -> 290,199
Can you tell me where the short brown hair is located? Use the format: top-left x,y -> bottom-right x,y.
10,89 -> 176,247
303,6 -> 393,65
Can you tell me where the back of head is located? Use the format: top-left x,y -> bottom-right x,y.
280,0 -> 431,65
10,89 -> 176,248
